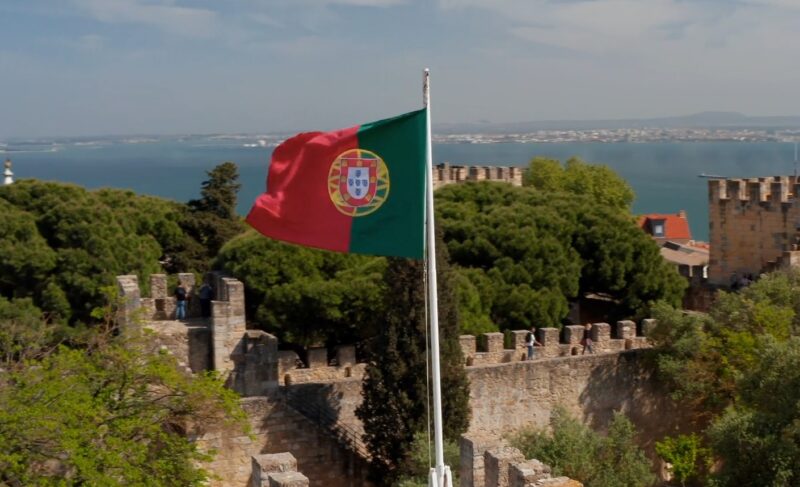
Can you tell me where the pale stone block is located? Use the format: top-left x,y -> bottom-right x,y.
251,453 -> 298,487
484,332 -> 505,354
590,323 -> 611,348
613,320 -> 635,340
460,335 -> 477,365
150,274 -> 168,299
460,434 -> 495,487
485,446 -> 525,487
510,459 -> 550,487
538,328 -> 560,358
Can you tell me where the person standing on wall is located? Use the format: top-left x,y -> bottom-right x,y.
526,326 -> 543,360
175,281 -> 188,320
582,323 -> 594,355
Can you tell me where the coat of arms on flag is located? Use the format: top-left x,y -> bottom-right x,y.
328,148 -> 390,217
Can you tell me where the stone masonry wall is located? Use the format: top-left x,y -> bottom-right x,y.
117,271 -> 682,487
194,393 -> 369,487
708,176 -> 800,284
116,273 -> 247,377
460,438 -> 582,487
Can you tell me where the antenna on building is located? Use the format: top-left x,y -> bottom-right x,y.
794,141 -> 798,178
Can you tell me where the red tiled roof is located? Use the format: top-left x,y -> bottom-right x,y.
638,213 -> 692,240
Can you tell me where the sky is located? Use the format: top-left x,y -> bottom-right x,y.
2,0 -> 800,137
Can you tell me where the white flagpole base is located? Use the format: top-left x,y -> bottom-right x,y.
427,466 -> 454,487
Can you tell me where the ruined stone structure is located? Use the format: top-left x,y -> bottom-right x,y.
117,273 -> 682,487
250,452 -> 309,487
708,176 -> 800,285
432,163 -> 523,190
460,438 -> 582,487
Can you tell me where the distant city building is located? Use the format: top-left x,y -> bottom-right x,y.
637,211 -> 692,245
708,176 -> 800,285
3,159 -> 13,186
432,163 -> 523,190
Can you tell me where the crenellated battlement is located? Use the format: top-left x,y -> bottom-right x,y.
433,162 -> 524,190
116,272 -> 247,378
708,175 -> 800,284
459,320 -> 654,367
708,175 -> 800,204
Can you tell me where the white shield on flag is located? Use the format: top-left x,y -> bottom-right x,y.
346,166 -> 371,199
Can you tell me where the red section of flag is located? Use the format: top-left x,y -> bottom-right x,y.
246,127 -> 359,253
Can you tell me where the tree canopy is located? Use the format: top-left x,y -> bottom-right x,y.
651,269 -> 800,486
523,156 -> 635,211
0,298 -> 245,486
0,164 -> 245,324
216,231 -> 387,346
437,182 -> 685,329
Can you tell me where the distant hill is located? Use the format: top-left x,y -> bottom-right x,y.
435,112 -> 800,134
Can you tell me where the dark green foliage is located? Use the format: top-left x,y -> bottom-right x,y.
509,407 -> 655,487
357,231 -> 470,482
216,231 -> 387,346
0,165 -> 245,324
437,182 -> 685,329
524,156 -> 635,211
182,162 -> 245,264
0,181 -> 177,322
356,235 -> 469,484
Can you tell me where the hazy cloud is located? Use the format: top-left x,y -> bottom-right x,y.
71,0 -> 219,38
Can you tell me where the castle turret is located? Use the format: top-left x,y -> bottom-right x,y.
3,158 -> 13,185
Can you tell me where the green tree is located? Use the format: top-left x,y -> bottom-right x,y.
0,319 -> 245,486
651,269 -> 800,486
0,181 -> 176,323
183,162 -> 245,265
357,231 -> 470,483
217,231 -> 387,346
436,182 -> 684,329
708,336 -> 800,487
523,156 -> 634,211
510,407 -> 655,487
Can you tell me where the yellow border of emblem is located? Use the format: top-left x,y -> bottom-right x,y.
328,148 -> 390,217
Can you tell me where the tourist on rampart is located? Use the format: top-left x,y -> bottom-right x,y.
199,281 -> 213,318
526,326 -> 542,360
582,323 -> 594,355
175,282 -> 188,320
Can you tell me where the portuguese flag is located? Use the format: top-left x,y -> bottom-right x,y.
246,108 -> 427,259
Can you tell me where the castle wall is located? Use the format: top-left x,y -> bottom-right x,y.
195,393 -> 369,487
116,273 -> 684,486
433,163 -> 524,190
708,176 -> 800,284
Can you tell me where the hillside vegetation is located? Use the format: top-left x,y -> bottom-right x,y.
0,163 -> 242,324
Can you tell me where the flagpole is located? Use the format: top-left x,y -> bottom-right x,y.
424,69 -> 451,487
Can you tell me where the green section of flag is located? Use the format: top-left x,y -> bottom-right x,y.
349,108 -> 427,259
